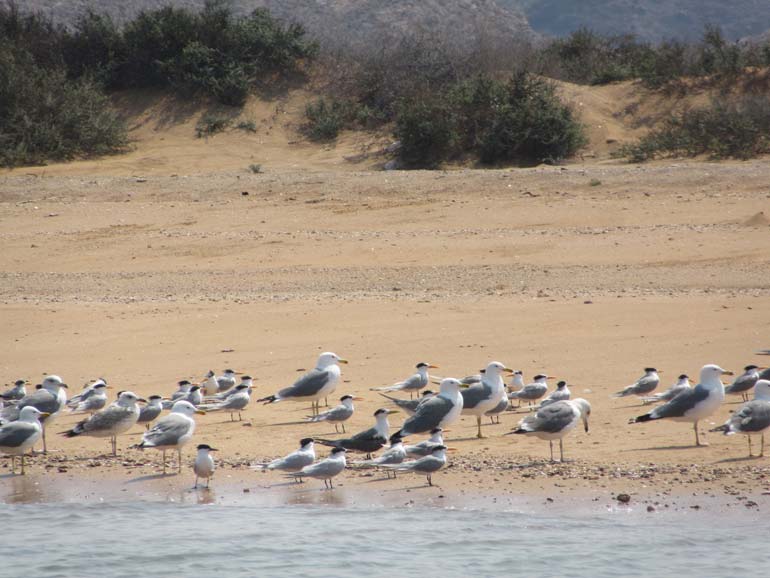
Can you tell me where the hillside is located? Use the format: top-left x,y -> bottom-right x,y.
502,0 -> 770,41
10,74 -> 760,177
26,0 -> 535,48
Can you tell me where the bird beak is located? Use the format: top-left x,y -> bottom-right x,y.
210,448 -> 219,452
61,384 -> 69,389
137,398 -> 147,403
503,367 -> 514,374
337,359 -> 349,364
386,409 -> 400,415
441,429 -> 451,433
584,421 -> 590,433
446,447 -> 458,452
40,412 -> 51,418
721,370 -> 734,376
352,396 -> 365,401
428,364 -> 439,369
195,410 -> 207,415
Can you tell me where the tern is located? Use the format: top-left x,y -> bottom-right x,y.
286,447 -> 347,489
306,394 -> 362,433
193,444 -> 218,488
252,437 -> 316,476
613,368 -> 660,399
371,363 -> 439,399
316,408 -> 397,458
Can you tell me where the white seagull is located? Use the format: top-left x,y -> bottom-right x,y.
62,391 -> 144,455
507,398 -> 591,462
135,400 -> 205,473
0,406 -> 48,474
394,378 -> 464,438
634,364 -> 732,446
711,379 -> 770,457
259,352 -> 348,416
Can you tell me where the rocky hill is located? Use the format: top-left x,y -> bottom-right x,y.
26,0 -> 535,48
502,0 -> 770,41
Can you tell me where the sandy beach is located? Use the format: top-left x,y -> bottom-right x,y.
2,147 -> 770,510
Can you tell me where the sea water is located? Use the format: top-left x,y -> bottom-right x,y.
0,496 -> 761,578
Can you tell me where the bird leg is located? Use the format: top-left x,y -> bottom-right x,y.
238,412 -> 242,421
334,423 -> 339,433
162,449 -> 167,474
177,448 -> 183,472
761,434 -> 765,458
325,397 -> 329,407
21,454 -> 26,475
427,474 -> 432,486
476,416 -> 485,439
194,476 -> 198,489
549,440 -> 554,462
694,421 -> 707,446
341,423 -> 346,434
748,435 -> 753,457
42,426 -> 48,454
559,438 -> 565,462
9,455 -> 15,474
206,477 -> 210,488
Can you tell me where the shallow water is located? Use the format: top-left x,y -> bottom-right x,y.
0,496 -> 761,578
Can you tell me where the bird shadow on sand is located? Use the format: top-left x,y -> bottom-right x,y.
620,444 -> 700,452
378,483 -> 435,492
716,455 -> 764,463
126,472 -> 179,483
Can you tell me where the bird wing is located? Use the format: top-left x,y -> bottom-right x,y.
18,389 -> 60,414
461,383 -> 491,409
350,426 -> 381,442
733,401 -> 770,433
651,385 -> 710,419
402,396 -> 454,434
81,406 -> 135,433
520,402 -> 577,433
142,415 -> 192,446
278,369 -> 330,399
0,421 -> 38,447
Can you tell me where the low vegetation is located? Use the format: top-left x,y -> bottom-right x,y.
620,96 -> 770,161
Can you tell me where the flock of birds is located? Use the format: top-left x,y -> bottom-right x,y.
1,351 -> 769,489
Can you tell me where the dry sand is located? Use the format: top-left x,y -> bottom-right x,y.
1,87 -> 770,510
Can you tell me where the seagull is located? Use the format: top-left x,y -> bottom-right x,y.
137,395 -> 164,429
506,398 -> 591,462
404,427 -> 447,458
134,400 -> 205,474
613,368 -> 660,398
641,374 -> 691,405
258,352 -> 348,416
66,378 -> 107,409
634,364 -> 732,446
710,379 -> 770,457
508,374 -> 552,408
0,406 -> 48,474
394,378 -> 464,438
378,390 -> 435,416
460,362 -> 513,438
216,369 -> 239,393
193,444 -> 218,488
0,375 -> 68,453
68,381 -> 110,414
251,437 -> 315,475
382,445 -> 450,486
200,383 -> 252,421
306,394 -> 362,433
352,434 -> 406,478
62,391 -> 144,455
0,380 -> 27,402
316,408 -> 397,458
724,365 -> 763,402
163,380 -> 193,409
370,363 -> 439,399
539,381 -> 571,408
286,447 -> 347,489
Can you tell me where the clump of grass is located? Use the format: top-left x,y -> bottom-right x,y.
248,163 -> 262,173
236,120 -> 257,132
195,113 -> 230,138
589,178 -> 602,186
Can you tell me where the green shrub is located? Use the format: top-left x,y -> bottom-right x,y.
395,99 -> 457,168
195,113 -> 231,138
621,96 -> 770,161
0,43 -> 127,167
237,120 -> 257,132
395,74 -> 585,168
304,98 -> 349,141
